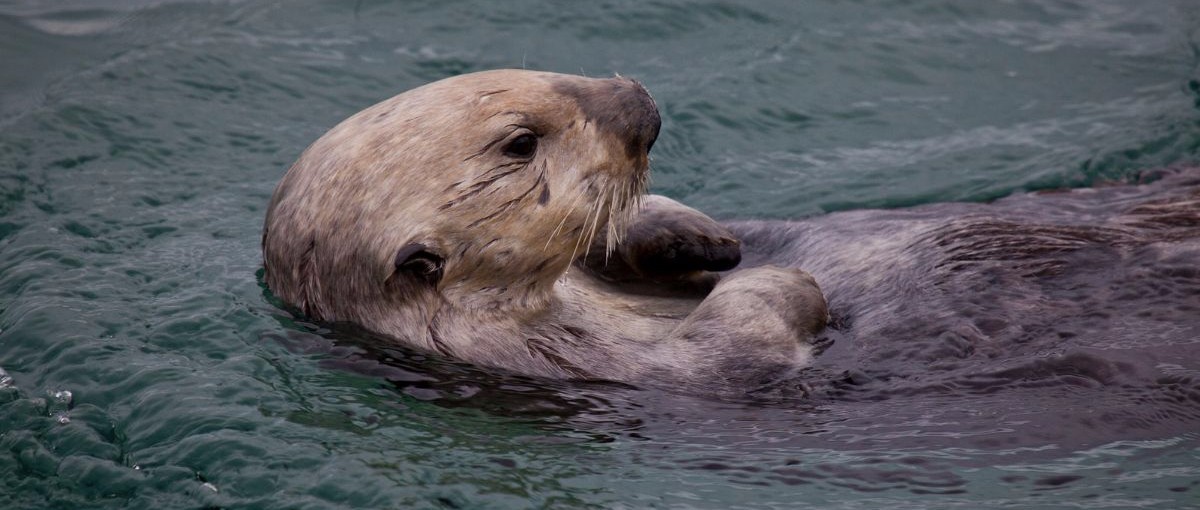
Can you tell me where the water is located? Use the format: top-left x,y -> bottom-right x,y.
1,0 -> 1198,508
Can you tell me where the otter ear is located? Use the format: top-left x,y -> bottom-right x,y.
392,242 -> 444,285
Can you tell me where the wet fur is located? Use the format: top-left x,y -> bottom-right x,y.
264,69 -> 1198,395
263,70 -> 826,394
729,169 -> 1200,379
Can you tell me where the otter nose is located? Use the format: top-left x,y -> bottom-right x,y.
554,75 -> 662,158
613,77 -> 661,155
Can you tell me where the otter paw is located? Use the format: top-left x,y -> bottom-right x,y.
580,195 -> 741,284
667,265 -> 829,389
706,266 -> 829,339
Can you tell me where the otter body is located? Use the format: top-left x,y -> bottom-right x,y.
730,171 -> 1200,384
263,70 -> 826,393
264,69 -> 1199,393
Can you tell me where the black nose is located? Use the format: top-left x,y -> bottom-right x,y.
553,76 -> 662,158
617,77 -> 661,155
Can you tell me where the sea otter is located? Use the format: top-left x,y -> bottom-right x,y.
263,69 -> 1200,394
263,70 -> 827,394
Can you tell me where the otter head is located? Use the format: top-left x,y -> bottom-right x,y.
262,70 -> 660,336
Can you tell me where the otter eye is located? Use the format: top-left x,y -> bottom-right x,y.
503,133 -> 537,158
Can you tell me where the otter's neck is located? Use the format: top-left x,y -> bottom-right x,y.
440,256 -> 571,312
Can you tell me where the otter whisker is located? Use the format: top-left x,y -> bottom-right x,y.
570,191 -> 604,265
596,185 -> 618,253
582,194 -> 605,258
544,186 -> 587,252
603,184 -> 625,264
603,174 -> 644,258
582,185 -> 615,263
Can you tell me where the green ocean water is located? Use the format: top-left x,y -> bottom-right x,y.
1,1 -> 1199,509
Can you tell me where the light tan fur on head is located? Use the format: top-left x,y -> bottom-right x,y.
263,70 -> 659,348
264,70 -> 828,393
265,71 -> 1200,396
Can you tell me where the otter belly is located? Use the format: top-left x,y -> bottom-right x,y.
727,168 -> 1200,403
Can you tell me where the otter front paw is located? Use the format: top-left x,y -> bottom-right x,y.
690,266 -> 829,342
579,195 -> 741,289
667,265 -> 828,388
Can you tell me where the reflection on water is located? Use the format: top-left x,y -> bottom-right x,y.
1,0 -> 1199,508
304,310 -> 1200,504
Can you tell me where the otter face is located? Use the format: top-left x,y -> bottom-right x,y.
263,70 -> 661,322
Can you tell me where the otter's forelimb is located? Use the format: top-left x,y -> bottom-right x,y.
662,265 -> 829,390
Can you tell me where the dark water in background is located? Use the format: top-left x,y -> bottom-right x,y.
1,1 -> 1199,508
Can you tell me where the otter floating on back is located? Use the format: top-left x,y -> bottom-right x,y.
263,69 -> 1200,395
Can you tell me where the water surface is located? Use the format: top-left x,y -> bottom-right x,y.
2,1 -> 1199,508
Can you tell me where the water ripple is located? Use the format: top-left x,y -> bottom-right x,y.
1,0 -> 1199,508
